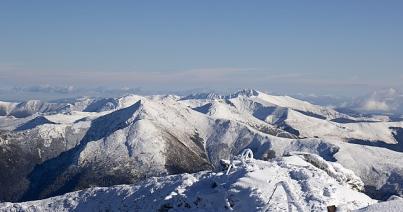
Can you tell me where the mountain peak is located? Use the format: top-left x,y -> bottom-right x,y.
180,92 -> 222,100
227,89 -> 260,98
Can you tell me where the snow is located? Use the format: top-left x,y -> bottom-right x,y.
44,111 -> 108,124
179,89 -> 401,146
354,199 -> 403,212
1,89 -> 403,208
78,118 -> 167,174
0,115 -> 37,130
0,152 -> 376,212
284,109 -> 403,143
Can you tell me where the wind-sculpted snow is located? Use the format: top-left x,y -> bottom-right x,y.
0,153 -> 376,212
0,89 -> 403,203
288,152 -> 365,191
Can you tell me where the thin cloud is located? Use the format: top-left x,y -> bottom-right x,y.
2,66 -> 401,97
0,67 -> 306,87
13,85 -> 75,94
360,99 -> 390,111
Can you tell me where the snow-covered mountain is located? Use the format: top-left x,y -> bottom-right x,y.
0,89 -> 403,210
0,94 -> 145,118
0,152 -> 377,211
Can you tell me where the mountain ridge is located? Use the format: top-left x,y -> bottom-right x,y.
0,89 -> 402,203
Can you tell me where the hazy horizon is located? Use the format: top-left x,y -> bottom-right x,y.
0,84 -> 401,102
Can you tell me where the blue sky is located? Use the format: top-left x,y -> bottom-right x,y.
1,0 -> 402,98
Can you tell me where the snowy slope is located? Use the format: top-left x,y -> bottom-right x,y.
0,95 -> 143,118
283,109 -> 403,143
355,198 -> 403,212
1,89 -> 403,204
0,153 -> 376,212
180,89 -> 361,121
180,89 -> 400,144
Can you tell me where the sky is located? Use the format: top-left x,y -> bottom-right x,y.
1,0 -> 403,100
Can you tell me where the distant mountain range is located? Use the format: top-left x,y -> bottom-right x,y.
0,89 -> 403,210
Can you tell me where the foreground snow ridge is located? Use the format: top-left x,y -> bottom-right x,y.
0,151 -> 376,212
